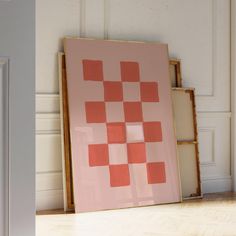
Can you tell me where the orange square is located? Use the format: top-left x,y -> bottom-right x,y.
104,81 -> 123,101
127,143 -> 146,164
109,164 -> 130,187
120,61 -> 140,82
124,102 -> 143,122
146,162 -> 166,184
88,144 -> 109,167
85,102 -> 106,123
143,122 -> 162,142
83,59 -> 104,81
141,82 -> 159,102
107,123 -> 126,143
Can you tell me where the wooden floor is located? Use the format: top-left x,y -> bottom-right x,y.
36,192 -> 236,236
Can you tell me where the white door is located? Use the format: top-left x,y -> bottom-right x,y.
0,1 -> 35,235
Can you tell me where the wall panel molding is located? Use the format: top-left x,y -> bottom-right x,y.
36,113 -> 60,133
189,0 -> 230,111
79,0 -> 106,39
36,113 -> 62,210
36,113 -> 61,175
79,0 -> 86,37
197,112 -> 231,119
104,0 -> 110,39
198,128 -> 215,166
201,175 -> 232,193
198,113 -> 231,193
36,94 -> 60,114
36,172 -> 63,191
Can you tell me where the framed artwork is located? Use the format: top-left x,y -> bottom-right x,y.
170,59 -> 182,87
63,38 -> 181,213
59,55 -> 202,210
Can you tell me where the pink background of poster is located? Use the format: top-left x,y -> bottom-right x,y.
64,38 -> 181,213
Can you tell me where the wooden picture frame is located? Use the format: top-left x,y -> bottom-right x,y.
170,59 -> 182,87
59,55 -> 200,211
64,38 -> 182,213
58,53 -> 74,211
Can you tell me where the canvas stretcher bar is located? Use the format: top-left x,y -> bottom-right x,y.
172,88 -> 202,198
58,53 -> 74,211
177,142 -> 201,198
170,59 -> 182,87
172,88 -> 198,141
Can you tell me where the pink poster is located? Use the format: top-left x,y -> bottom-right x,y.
64,38 -> 181,213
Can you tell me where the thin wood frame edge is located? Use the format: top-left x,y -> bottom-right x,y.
170,58 -> 183,87
59,53 -> 75,211
58,53 -> 68,211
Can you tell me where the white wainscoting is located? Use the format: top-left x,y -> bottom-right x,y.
36,114 -> 64,210
36,0 -> 231,210
198,112 -> 232,193
36,0 -> 80,210
36,94 -> 60,114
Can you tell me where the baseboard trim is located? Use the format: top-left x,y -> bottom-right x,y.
201,176 -> 232,193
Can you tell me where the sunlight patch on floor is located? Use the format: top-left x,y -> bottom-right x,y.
36,200 -> 236,236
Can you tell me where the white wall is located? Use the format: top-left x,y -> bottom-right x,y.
36,0 -> 80,210
36,0 -> 231,210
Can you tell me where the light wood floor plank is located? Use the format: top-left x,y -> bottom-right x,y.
36,192 -> 236,236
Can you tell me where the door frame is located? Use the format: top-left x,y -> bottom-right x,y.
0,58 -> 9,236
0,0 -> 35,235
231,0 -> 236,191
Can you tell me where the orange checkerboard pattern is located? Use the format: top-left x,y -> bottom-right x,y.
84,59 -> 166,187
